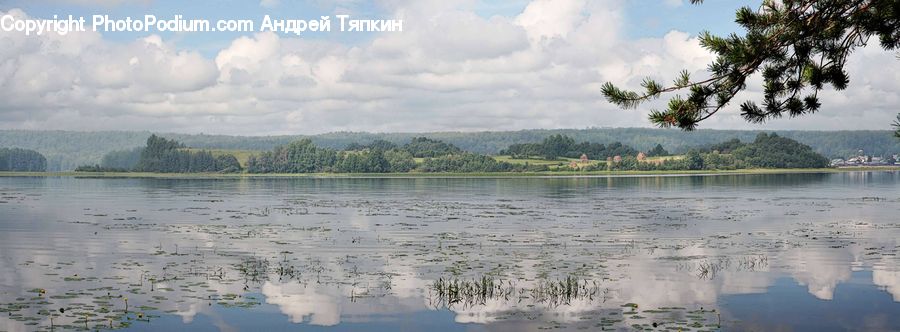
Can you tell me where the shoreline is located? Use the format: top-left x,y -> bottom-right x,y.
1,167 -> 898,179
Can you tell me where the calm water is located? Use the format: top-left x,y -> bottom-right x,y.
1,172 -> 899,331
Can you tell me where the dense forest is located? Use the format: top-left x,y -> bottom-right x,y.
344,140 -> 398,152
597,133 -> 830,171
133,135 -> 241,173
246,139 -> 339,173
77,135 -> 241,173
731,133 -> 830,168
0,148 -> 47,172
0,130 -> 151,171
344,137 -> 463,158
500,134 -> 640,160
2,128 -> 898,170
174,129 -> 900,158
238,134 -> 832,174
68,133 -> 846,174
245,138 -> 537,173
401,137 -> 463,158
647,144 -> 670,157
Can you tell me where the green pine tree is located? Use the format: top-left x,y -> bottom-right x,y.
894,114 -> 900,139
602,0 -> 900,130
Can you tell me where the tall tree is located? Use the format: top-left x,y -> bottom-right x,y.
685,150 -> 705,170
541,134 -> 575,160
602,0 -> 900,130
383,149 -> 416,172
647,144 -> 670,157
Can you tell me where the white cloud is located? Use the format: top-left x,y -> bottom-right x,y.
787,248 -> 853,300
516,0 -> 587,43
0,2 -> 896,134
215,32 -> 282,83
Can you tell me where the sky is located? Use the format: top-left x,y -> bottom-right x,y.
0,0 -> 897,135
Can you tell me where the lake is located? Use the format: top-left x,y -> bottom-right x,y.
1,172 -> 899,331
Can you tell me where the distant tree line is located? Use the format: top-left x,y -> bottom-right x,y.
343,137 -> 463,158
133,135 -> 241,173
74,165 -> 130,172
0,148 -> 47,172
730,133 -> 830,168
646,144 -> 670,157
80,135 -> 241,173
246,138 -> 541,173
500,134 -> 641,160
344,139 -> 398,152
246,139 -> 339,173
3,128 -> 898,170
76,147 -> 144,173
696,138 -> 746,154
401,137 -> 463,158
101,147 -> 143,170
593,133 -> 829,171
76,133 -> 837,174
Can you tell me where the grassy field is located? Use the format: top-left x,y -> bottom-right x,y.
645,155 -> 684,162
2,167 -> 898,179
494,156 -> 596,171
494,156 -> 577,165
413,155 -> 598,170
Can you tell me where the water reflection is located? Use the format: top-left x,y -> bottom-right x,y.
262,282 -> 341,326
0,172 -> 898,331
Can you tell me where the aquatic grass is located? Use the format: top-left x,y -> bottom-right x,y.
697,260 -> 726,280
736,255 -> 768,271
431,275 -> 602,308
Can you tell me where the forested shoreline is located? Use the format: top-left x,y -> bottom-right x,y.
63,132 -> 846,175
77,135 -> 241,173
3,128 -> 898,171
0,148 -> 47,172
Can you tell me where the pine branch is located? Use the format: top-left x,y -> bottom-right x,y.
600,0 -> 898,130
